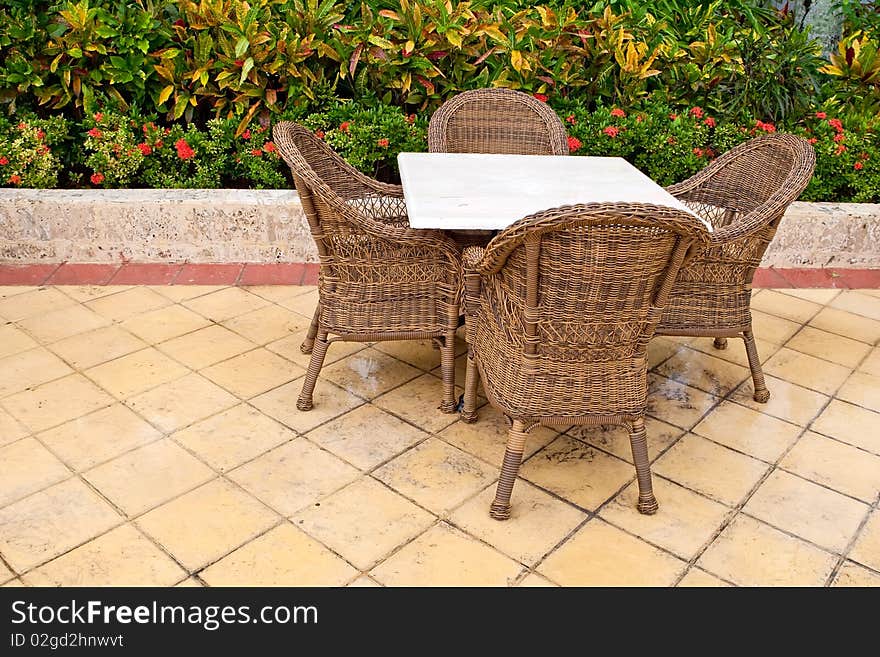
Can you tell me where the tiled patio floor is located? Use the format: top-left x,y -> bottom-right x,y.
1,283 -> 879,587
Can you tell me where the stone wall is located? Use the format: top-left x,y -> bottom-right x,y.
0,189 -> 877,268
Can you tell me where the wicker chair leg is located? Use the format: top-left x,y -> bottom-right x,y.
713,337 -> 728,350
742,329 -> 770,403
628,417 -> 659,515
490,420 -> 529,520
439,332 -> 457,414
300,305 -> 320,354
460,350 -> 480,423
297,335 -> 329,411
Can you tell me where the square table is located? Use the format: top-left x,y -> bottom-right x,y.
397,152 -> 710,232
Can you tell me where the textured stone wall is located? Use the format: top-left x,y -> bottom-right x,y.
0,190 -> 877,268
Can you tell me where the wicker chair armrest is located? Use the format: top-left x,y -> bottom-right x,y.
462,246 -> 485,272
705,186 -> 797,246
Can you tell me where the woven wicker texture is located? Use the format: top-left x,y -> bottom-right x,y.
658,133 -> 816,403
273,121 -> 462,412
428,88 -> 569,156
460,203 -> 709,518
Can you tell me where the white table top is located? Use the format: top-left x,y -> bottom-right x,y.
397,152 -> 710,232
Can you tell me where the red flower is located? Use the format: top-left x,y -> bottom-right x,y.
315,130 -> 325,139
17,122 -> 26,130
636,115 -> 644,123
251,148 -> 263,157
835,144 -> 847,155
0,157 -> 7,165
693,147 -> 704,157
154,140 -> 163,149
603,126 -> 619,138
36,145 -> 49,155
854,161 -> 864,170
532,93 -> 548,103
667,136 -> 676,144
90,172 -> 104,185
8,174 -> 21,185
377,138 -> 389,148
339,121 -> 350,133
704,117 -> 716,128
828,118 -> 844,132
263,141 -> 276,153
406,114 -> 416,124
755,120 -> 776,133
610,108 -> 626,118
94,112 -> 103,122
35,129 -> 45,141
175,139 -> 195,160
833,132 -> 845,143
242,129 -> 251,140
814,111 -> 827,119
567,136 -> 582,152
860,152 -> 870,160
808,137 -> 818,145
566,114 -> 576,125
87,128 -> 102,138
137,143 -> 152,156
689,106 -> 704,118
668,113 -> 677,120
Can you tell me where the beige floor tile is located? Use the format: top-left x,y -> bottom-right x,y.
751,290 -> 822,323
830,290 -> 880,322
520,435 -> 635,511
158,325 -> 255,371
600,478 -> 733,560
244,285 -> 313,307
849,511 -> 880,572
59,285 -> 132,303
437,404 -> 558,468
373,373 -> 462,434
539,518 -> 686,586
84,347 -> 188,399
692,401 -> 802,462
374,437 -> 496,514
788,326 -> 872,368
84,440 -> 216,516
763,348 -> 852,395
251,380 -> 364,434
371,523 -> 521,586
809,307 -> 880,345
373,339 -> 464,372
182,287 -> 270,322
200,348 -> 304,399
348,575 -> 381,587
655,348 -> 751,398
568,418 -> 684,465
322,349 -> 422,400
201,523 -> 356,586
0,478 -> 122,572
677,568 -> 732,587
859,348 -> 880,377
38,404 -> 160,472
229,439 -> 360,516
780,432 -> 880,503
0,348 -> 73,398
450,481 -> 586,566
646,374 -> 721,430
730,375 -> 829,427
776,288 -> 841,305
266,333 -> 367,370
837,371 -> 880,413
120,304 -> 211,344
647,337 -> 686,370
276,288 -> 318,318
172,404 -> 297,472
857,289 -> 880,299
307,405 -> 428,471
17,304 -> 110,344
744,469 -> 868,553
294,478 -> 435,570
0,408 -> 28,448
136,479 -> 278,571
0,285 -> 38,299
0,560 -> 12,584
0,437 -> 71,507
750,310 -> 802,345
221,304 -> 308,345
3,374 -> 114,433
0,288 -> 76,322
686,335 -> 779,369
518,573 -> 557,587
697,515 -> 837,586
0,324 -> 38,359
832,561 -> 880,587
654,433 -> 770,506
48,325 -> 146,370
22,524 -> 185,586
812,400 -> 880,455
175,577 -> 203,587
126,373 -> 238,433
85,287 -> 170,322
151,285 -> 225,303
2,579 -> 24,587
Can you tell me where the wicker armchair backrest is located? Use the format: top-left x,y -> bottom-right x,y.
428,88 -> 569,155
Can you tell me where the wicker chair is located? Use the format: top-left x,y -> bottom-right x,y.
428,88 -> 569,155
657,134 -> 816,402
459,203 -> 709,519
273,122 -> 462,413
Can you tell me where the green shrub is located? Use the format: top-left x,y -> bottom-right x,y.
0,114 -> 69,188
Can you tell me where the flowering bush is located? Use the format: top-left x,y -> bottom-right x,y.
138,121 -> 231,189
0,116 -> 67,188
82,113 -> 146,187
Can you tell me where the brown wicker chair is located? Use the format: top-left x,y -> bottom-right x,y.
657,134 -> 816,402
273,122 -> 462,413
459,203 -> 709,519
428,88 -> 569,155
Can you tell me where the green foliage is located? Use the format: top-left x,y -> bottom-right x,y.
0,114 -> 69,188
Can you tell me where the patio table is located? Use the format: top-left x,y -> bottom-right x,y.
397,152 -> 711,232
